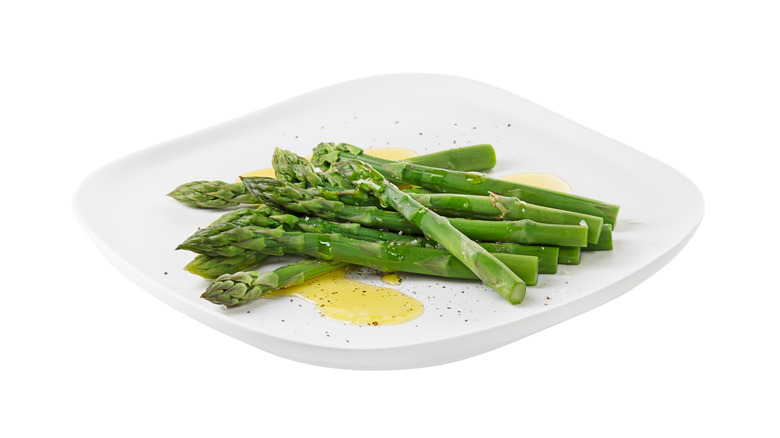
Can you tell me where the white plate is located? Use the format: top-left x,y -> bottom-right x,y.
73,74 -> 704,370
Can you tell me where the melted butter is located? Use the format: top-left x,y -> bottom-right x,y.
238,167 -> 276,180
266,267 -> 423,326
500,172 -> 573,193
363,147 -> 418,160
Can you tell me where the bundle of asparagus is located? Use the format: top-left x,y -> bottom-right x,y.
170,143 -> 618,307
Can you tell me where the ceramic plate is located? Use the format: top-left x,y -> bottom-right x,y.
73,74 -> 704,369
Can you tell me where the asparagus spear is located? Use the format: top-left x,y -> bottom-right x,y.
173,173 -> 600,246
410,192 -> 603,244
177,227 -> 539,286
186,205 -> 564,275
584,224 -> 614,251
168,181 -> 259,209
244,176 -> 418,233
272,147 -> 327,187
274,148 -> 603,244
184,252 -> 270,279
201,205 -> 433,247
332,159 -> 527,304
243,176 -> 589,247
180,209 -> 539,280
557,247 -> 581,265
313,155 -> 620,227
476,242 -> 559,275
167,144 -> 498,209
201,259 -> 347,307
312,142 -> 497,172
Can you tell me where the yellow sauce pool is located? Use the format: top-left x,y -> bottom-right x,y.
499,172 -> 573,193
266,267 -> 423,326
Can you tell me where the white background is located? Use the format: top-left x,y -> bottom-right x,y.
2,1 -> 777,437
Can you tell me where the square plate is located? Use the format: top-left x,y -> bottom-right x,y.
73,74 -> 704,370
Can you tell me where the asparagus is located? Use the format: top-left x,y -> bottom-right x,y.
271,147 -> 358,191
558,247 -> 581,265
272,147 -> 327,187
184,252 -> 270,279
201,259 -> 347,307
177,227 -> 539,286
167,144 -> 498,209
333,159 -> 527,304
476,242 -> 559,274
584,224 -> 614,251
168,181 -> 259,209
312,142 -> 497,172
274,148 -> 603,243
314,157 -> 620,227
410,192 -> 603,244
244,176 -> 419,233
174,174 -> 601,246
243,176 -> 589,247
188,204 -> 567,274
202,205 -> 433,247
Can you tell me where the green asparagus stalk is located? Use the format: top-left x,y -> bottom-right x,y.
184,252 -> 270,279
312,142 -> 497,172
394,161 -> 618,227
476,242 -> 559,274
332,159 -> 527,304
202,205 -> 434,247
168,181 -> 259,208
167,144 -> 498,209
272,148 -> 603,243
271,147 -> 359,191
244,176 -> 419,233
584,224 -> 614,251
172,175 -> 600,245
411,192 -> 603,244
167,179 -> 382,209
558,247 -> 581,265
242,176 -> 589,247
188,204 -> 566,274
177,227 -> 539,286
272,147 -> 327,187
313,155 -> 620,227
201,259 -> 347,307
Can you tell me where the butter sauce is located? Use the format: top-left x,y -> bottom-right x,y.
498,172 -> 573,193
266,267 -> 423,326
